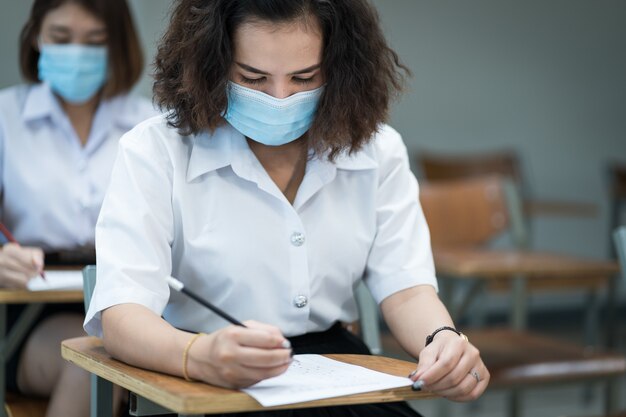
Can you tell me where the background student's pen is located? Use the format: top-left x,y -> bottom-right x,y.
0,221 -> 46,281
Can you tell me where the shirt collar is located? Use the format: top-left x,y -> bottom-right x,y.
186,124 -> 378,183
187,123 -> 238,182
21,82 -> 144,131
22,83 -> 59,123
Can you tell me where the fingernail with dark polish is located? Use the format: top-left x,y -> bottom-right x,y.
289,349 -> 294,357
411,379 -> 424,391
408,370 -> 417,378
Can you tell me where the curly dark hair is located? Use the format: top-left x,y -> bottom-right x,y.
20,0 -> 144,98
154,0 -> 410,159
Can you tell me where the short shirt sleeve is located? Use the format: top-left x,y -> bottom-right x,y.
84,117 -> 175,337
363,126 -> 438,303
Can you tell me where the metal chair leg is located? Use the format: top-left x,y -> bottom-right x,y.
508,389 -> 521,417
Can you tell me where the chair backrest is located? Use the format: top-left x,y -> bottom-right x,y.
355,282 -> 382,354
417,149 -> 524,187
82,265 -> 97,311
419,176 -> 528,249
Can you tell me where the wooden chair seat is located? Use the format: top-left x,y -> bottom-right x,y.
463,328 -> 626,388
433,248 -> 618,292
4,393 -> 47,417
433,248 -> 619,280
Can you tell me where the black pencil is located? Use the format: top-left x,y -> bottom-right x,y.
166,276 -> 246,327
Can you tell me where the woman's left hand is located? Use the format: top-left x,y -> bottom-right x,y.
408,330 -> 489,401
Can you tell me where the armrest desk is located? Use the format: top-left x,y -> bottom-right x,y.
62,336 -> 432,417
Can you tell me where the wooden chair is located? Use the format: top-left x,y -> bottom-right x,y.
420,176 -> 615,326
564,228 -> 626,417
416,176 -> 625,417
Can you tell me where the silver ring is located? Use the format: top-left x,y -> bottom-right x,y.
470,369 -> 481,383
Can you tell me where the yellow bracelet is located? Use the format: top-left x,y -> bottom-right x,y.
182,332 -> 205,382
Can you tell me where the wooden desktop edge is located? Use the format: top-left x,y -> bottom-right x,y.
62,336 -> 433,414
0,290 -> 83,304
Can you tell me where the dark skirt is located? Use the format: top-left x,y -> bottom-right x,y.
5,302 -> 85,393
150,323 -> 423,417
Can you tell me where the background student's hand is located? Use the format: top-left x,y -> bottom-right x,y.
185,320 -> 293,388
0,243 -> 45,289
409,330 -> 489,401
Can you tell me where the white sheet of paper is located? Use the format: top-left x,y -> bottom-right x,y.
242,354 -> 412,407
27,270 -> 83,291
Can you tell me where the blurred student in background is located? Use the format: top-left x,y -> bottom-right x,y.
0,0 -> 155,415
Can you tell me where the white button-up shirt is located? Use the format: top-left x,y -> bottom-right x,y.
0,83 -> 156,250
85,115 -> 437,337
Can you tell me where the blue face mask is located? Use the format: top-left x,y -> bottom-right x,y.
224,81 -> 324,146
38,43 -> 108,104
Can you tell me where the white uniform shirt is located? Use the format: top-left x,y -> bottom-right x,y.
85,115 -> 437,337
0,83 -> 156,250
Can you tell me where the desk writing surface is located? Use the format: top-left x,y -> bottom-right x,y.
27,270 -> 83,292
62,337 -> 433,415
0,267 -> 84,304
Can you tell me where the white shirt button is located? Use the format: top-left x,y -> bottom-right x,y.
291,232 -> 305,246
293,295 -> 308,308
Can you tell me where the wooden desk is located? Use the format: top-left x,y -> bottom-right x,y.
62,337 -> 432,416
433,248 -> 620,330
0,289 -> 83,304
0,270 -> 84,417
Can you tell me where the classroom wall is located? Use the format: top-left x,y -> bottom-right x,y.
1,1 -> 625,307
370,0 -> 626,259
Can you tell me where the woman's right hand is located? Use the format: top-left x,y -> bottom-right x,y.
0,243 -> 45,289
186,320 -> 293,388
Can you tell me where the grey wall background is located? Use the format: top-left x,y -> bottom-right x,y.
1,1 -> 625,306
370,1 -> 626,261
